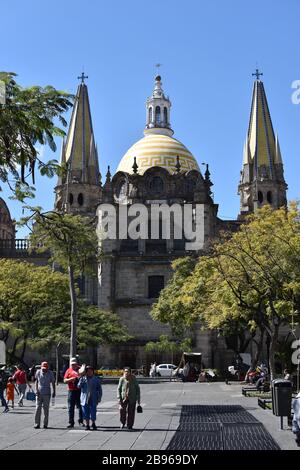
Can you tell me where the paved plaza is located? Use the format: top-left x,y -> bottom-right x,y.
0,381 -> 298,450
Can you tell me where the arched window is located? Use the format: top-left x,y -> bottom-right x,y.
78,193 -> 84,206
258,191 -> 263,203
115,179 -> 127,200
164,107 -> 168,124
267,191 -> 272,203
155,106 -> 161,124
148,107 -> 153,123
148,176 -> 164,194
68,193 -> 74,205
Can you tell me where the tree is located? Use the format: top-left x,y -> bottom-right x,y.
0,259 -> 131,366
0,259 -> 70,364
145,335 -> 193,364
205,204 -> 300,379
152,204 -> 300,380
30,304 -> 132,358
20,208 -> 100,359
151,257 -> 198,336
0,72 -> 73,200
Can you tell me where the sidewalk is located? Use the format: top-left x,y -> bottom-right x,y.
0,382 -> 298,450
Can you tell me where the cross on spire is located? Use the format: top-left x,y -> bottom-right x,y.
77,72 -> 88,84
252,68 -> 263,80
155,63 -> 162,75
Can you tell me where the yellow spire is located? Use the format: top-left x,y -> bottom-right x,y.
275,134 -> 283,164
246,75 -> 279,177
64,78 -> 100,185
238,72 -> 287,215
242,137 -> 250,165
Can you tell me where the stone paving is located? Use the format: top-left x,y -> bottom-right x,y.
0,381 -> 298,450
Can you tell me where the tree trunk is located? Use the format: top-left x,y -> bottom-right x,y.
20,336 -> 28,362
268,324 -> 279,381
68,264 -> 77,360
251,328 -> 265,368
10,337 -> 19,359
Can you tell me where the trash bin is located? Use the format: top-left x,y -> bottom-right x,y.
271,379 -> 292,417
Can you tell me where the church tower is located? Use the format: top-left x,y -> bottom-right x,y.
238,70 -> 287,216
55,74 -> 101,216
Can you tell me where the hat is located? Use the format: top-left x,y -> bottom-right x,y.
41,362 -> 49,370
70,357 -> 78,365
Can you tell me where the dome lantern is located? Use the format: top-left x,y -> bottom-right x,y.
145,75 -> 173,137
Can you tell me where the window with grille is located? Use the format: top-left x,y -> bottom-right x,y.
148,275 -> 164,299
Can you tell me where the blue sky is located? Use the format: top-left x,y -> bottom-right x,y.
1,0 -> 299,236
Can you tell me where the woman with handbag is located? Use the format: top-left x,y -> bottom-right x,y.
117,367 -> 141,431
77,365 -> 102,431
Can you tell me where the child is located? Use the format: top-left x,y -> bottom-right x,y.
292,392 -> 300,447
6,377 -> 15,409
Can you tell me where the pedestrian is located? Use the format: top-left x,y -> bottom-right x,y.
78,365 -> 102,431
118,367 -> 141,431
63,357 -> 84,428
284,369 -> 292,381
182,362 -> 190,382
293,392 -> 300,447
13,364 -> 28,407
34,362 -> 55,429
149,363 -> 156,378
6,377 -> 16,409
29,362 -> 36,383
0,367 -> 9,413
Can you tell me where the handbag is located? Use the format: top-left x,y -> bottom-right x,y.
136,404 -> 143,413
26,389 -> 36,401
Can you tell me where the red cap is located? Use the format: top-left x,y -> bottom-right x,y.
41,362 -> 49,370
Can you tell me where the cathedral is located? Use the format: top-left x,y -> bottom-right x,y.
1,71 -> 288,369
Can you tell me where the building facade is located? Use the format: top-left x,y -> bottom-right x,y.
52,72 -> 287,369
1,72 -> 288,370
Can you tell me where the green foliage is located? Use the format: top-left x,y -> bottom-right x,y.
151,257 -> 197,335
0,72 -> 73,200
151,203 -> 300,378
19,208 -> 99,273
29,304 -> 132,352
0,259 -> 70,362
0,259 -> 131,362
19,207 -> 102,357
145,335 -> 192,354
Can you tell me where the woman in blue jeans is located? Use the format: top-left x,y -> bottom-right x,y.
78,366 -> 102,430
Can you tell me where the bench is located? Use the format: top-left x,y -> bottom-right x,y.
258,398 -> 272,409
242,384 -> 270,396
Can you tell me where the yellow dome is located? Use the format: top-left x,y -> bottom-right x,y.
116,134 -> 199,174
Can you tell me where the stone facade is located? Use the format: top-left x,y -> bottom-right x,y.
95,161 -> 221,367
0,73 -> 290,372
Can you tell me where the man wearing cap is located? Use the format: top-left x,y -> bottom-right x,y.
63,357 -> 83,428
34,362 -> 55,429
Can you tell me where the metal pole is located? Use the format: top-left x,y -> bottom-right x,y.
297,353 -> 300,393
56,341 -> 61,386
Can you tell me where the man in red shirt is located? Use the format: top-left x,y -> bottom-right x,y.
64,357 -> 83,428
13,365 -> 28,407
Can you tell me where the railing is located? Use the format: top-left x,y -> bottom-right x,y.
0,239 -> 48,258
